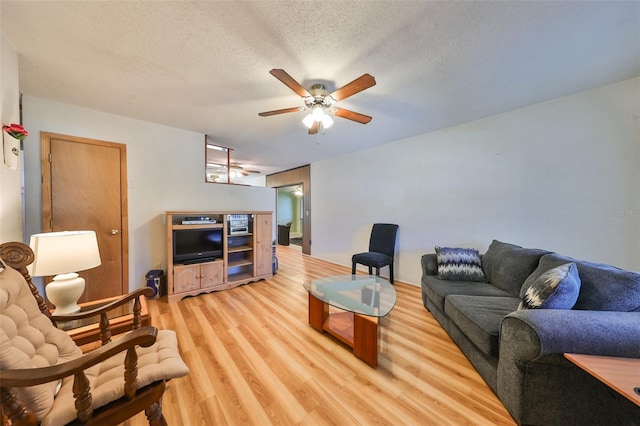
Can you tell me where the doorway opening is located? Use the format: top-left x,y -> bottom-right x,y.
266,164 -> 310,254
276,185 -> 303,248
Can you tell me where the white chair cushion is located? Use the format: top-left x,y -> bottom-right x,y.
43,329 -> 189,426
0,266 -> 82,420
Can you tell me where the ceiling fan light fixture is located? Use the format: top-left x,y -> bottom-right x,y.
312,105 -> 325,121
321,114 -> 334,129
302,113 -> 315,128
259,69 -> 376,135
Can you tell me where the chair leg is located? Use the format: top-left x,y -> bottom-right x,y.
375,267 -> 380,277
389,263 -> 394,284
368,266 -> 373,275
352,262 -> 356,275
145,399 -> 167,426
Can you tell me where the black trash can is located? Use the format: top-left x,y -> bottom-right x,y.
145,269 -> 165,298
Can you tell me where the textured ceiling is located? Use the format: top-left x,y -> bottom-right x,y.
2,1 -> 639,176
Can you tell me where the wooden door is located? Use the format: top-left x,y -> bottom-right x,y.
254,213 -> 273,276
41,133 -> 128,302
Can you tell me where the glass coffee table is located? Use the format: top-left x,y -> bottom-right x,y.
303,275 -> 397,367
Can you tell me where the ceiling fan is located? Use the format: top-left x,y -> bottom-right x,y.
258,69 -> 376,134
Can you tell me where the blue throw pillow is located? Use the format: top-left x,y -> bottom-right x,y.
518,262 -> 581,310
435,246 -> 485,282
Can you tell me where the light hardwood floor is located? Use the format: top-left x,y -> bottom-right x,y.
124,245 -> 515,425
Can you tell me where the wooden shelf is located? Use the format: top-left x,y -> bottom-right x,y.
228,259 -> 253,268
323,312 -> 354,346
228,245 -> 253,253
227,272 -> 253,282
172,223 -> 223,230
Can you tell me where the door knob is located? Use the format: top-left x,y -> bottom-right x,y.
111,229 -> 119,235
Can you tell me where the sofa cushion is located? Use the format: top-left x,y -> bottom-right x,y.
422,275 -> 511,313
521,253 -> 640,312
435,246 -> 485,282
445,295 -> 520,356
481,240 -> 548,297
518,263 -> 581,310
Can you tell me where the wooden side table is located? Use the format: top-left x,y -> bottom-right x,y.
565,353 -> 640,407
54,295 -> 150,351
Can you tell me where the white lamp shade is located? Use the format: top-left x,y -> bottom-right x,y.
302,114 -> 315,129
312,106 -> 324,121
321,115 -> 334,129
29,230 -> 102,277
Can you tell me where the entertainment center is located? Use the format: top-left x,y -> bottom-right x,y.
166,211 -> 273,303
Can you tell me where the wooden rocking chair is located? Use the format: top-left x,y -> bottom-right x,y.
0,242 -> 189,425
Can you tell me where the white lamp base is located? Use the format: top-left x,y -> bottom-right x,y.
46,272 -> 85,315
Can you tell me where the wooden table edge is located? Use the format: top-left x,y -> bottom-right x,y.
564,353 -> 640,407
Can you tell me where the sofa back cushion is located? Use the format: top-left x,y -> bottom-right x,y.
521,253 -> 640,312
481,240 -> 549,297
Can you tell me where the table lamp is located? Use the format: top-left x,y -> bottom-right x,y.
29,230 -> 101,314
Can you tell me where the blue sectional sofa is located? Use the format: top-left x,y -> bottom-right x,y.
421,240 -> 640,425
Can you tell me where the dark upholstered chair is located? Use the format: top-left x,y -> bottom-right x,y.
351,223 -> 399,284
277,222 -> 291,246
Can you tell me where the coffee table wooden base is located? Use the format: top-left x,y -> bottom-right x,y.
308,293 -> 379,367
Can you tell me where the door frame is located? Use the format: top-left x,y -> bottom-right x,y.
40,132 -> 129,293
266,165 -> 311,254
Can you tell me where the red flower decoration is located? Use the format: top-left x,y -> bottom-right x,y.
3,123 -> 29,140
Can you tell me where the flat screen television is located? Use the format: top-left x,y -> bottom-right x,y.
173,228 -> 223,264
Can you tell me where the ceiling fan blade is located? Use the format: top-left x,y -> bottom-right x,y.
228,162 -> 261,174
206,162 -> 228,168
334,108 -> 373,124
258,106 -> 302,117
330,74 -> 376,101
269,69 -> 311,98
308,121 -> 319,134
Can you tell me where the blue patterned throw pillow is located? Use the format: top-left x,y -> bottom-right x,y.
435,246 -> 485,282
518,262 -> 581,310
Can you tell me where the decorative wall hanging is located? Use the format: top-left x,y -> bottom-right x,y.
2,123 -> 28,170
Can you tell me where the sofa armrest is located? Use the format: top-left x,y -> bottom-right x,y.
421,254 -> 438,276
501,309 -> 640,360
498,310 -> 640,423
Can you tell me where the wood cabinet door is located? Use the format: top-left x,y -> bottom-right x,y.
254,213 -> 273,276
173,264 -> 200,293
200,261 -> 223,288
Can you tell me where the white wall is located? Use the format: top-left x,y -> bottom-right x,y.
277,189 -> 295,225
312,78 -> 640,286
0,33 -> 23,243
22,96 -> 275,292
